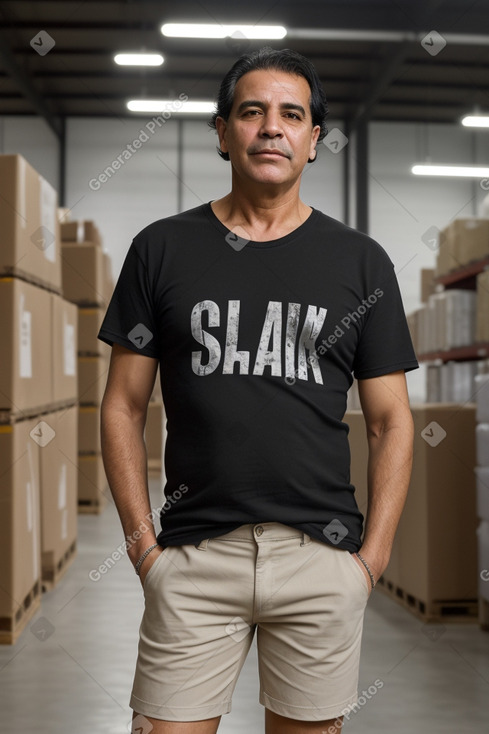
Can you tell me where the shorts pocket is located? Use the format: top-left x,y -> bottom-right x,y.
143,547 -> 168,591
345,551 -> 371,596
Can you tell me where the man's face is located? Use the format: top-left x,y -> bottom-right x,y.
216,69 -> 321,188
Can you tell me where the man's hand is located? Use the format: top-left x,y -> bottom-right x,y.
138,545 -> 166,587
350,550 -> 378,594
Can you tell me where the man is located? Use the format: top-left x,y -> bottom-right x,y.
99,47 -> 418,734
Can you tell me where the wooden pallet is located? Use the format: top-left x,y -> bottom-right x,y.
0,267 -> 62,296
78,495 -> 108,514
0,399 -> 78,425
147,460 -> 162,477
41,540 -> 77,592
377,577 -> 478,623
480,598 -> 489,631
0,580 -> 42,645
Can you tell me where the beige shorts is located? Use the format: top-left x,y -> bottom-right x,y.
130,522 -> 371,723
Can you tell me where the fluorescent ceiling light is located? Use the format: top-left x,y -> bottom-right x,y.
115,53 -> 164,66
461,115 -> 489,128
412,164 -> 489,177
127,100 -> 216,114
161,23 -> 286,39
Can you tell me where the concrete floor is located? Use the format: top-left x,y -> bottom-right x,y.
1,477 -> 489,733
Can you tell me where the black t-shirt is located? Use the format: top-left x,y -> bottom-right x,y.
98,203 -> 418,552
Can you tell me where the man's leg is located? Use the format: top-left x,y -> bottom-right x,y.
131,711 -> 221,733
265,710 -> 342,734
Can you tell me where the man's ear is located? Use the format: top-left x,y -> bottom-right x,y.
215,116 -> 228,154
309,124 -> 321,161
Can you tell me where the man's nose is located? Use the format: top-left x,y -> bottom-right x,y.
259,112 -> 284,137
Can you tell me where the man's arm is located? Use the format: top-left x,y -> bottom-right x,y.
100,343 -> 162,583
355,370 -> 414,584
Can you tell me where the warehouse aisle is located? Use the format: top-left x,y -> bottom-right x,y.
1,477 -> 488,734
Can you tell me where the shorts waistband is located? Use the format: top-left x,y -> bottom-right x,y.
196,522 -> 312,549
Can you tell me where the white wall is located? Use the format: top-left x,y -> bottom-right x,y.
0,116 -> 59,189
65,118 -> 179,279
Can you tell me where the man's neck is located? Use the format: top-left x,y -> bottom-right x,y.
211,188 -> 312,242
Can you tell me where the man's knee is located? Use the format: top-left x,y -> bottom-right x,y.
132,711 -> 221,733
265,708 -> 343,733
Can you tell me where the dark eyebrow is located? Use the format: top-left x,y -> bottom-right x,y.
236,100 -> 307,117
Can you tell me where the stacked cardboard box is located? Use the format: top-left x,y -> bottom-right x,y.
413,290 -> 476,355
0,154 -> 78,642
435,218 -> 489,279
426,361 -> 479,403
345,404 -> 478,619
61,219 -> 113,513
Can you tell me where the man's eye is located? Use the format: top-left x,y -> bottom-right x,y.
285,112 -> 300,120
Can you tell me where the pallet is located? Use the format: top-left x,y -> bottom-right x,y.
78,496 -> 108,514
480,598 -> 489,631
147,460 -> 162,477
0,399 -> 78,425
0,267 -> 62,296
376,576 -> 478,623
0,580 -> 42,645
41,540 -> 77,592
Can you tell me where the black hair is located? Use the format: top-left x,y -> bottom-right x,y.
208,46 -> 329,162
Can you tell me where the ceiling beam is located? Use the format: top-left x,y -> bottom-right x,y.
350,40 -> 413,127
0,27 -> 63,138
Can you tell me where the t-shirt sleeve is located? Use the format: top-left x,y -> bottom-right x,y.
352,256 -> 419,380
97,238 -> 160,358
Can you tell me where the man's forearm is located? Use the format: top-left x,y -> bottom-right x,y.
101,403 -> 157,566
360,409 -> 414,579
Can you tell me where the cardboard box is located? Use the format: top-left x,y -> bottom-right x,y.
78,356 -> 108,405
78,307 -> 110,356
399,404 -> 478,603
420,268 -> 436,303
39,407 -> 78,578
476,270 -> 489,343
78,405 -> 101,454
452,219 -> 489,266
0,418 -> 41,619
0,154 -> 61,292
435,223 -> 460,278
51,294 -> 78,405
77,454 -> 108,508
61,220 -> 101,245
0,278 -> 53,413
145,401 -> 164,468
61,243 -> 105,306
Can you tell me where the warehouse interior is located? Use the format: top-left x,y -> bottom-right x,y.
1,1 -> 489,732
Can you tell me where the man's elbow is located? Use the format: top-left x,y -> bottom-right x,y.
366,404 -> 414,443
